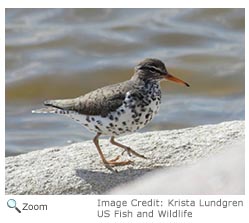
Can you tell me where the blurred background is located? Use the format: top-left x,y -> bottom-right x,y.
5,8 -> 245,156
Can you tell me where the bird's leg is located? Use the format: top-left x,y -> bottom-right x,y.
93,133 -> 133,172
93,133 -> 115,172
110,136 -> 147,159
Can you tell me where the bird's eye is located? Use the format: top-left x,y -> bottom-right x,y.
149,67 -> 157,73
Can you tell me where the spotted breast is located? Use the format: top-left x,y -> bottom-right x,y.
66,81 -> 161,136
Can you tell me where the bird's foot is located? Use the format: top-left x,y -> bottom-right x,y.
122,147 -> 147,159
109,155 -> 122,162
103,159 -> 134,172
106,159 -> 134,166
110,137 -> 147,159
103,163 -> 118,173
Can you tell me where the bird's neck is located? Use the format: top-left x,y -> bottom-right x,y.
143,80 -> 160,94
131,74 -> 160,90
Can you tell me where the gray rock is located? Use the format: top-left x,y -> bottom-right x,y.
108,140 -> 245,195
5,120 -> 244,195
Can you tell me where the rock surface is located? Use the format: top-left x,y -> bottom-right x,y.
108,139 -> 245,195
5,120 -> 244,195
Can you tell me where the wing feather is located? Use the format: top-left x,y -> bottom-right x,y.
44,80 -> 135,117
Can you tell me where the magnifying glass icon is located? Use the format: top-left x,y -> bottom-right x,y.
7,199 -> 21,213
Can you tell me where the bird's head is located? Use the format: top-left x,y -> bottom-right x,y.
134,58 -> 190,87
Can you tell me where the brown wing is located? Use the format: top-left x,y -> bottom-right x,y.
44,80 -> 134,117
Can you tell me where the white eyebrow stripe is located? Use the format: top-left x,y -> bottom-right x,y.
146,65 -> 162,72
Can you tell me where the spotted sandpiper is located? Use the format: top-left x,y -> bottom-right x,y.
33,58 -> 189,171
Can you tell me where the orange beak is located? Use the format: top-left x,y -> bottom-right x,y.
165,73 -> 190,87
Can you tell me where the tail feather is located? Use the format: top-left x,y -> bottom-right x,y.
33,98 -> 78,114
44,98 -> 78,110
32,107 -> 74,115
32,107 -> 59,114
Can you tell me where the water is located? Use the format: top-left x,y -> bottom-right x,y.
5,8 -> 245,156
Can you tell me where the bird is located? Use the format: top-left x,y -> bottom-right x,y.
32,58 -> 189,172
